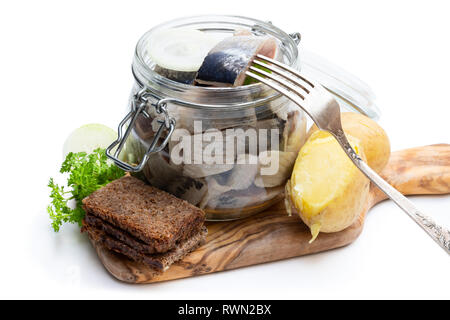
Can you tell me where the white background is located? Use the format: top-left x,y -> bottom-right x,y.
1,0 -> 449,299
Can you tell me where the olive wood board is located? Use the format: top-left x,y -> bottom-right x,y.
89,144 -> 450,283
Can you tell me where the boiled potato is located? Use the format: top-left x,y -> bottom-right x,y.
307,112 -> 390,173
286,130 -> 370,242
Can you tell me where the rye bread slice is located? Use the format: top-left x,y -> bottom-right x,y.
84,223 -> 207,272
82,176 -> 205,253
83,213 -> 202,255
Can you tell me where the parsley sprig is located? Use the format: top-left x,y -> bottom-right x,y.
47,148 -> 124,232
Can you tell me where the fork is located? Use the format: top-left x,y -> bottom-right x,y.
247,54 -> 450,255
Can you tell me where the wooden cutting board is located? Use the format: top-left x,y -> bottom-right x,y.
90,144 -> 450,283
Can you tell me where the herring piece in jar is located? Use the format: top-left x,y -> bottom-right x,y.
195,35 -> 278,87
205,185 -> 285,210
142,152 -> 182,189
196,153 -> 259,209
281,111 -> 307,153
166,176 -> 208,206
224,153 -> 259,190
171,107 -> 258,135
169,128 -> 235,178
183,163 -> 235,179
169,125 -> 262,179
253,111 -> 306,187
254,150 -> 297,188
233,28 -> 252,36
199,178 -> 233,209
194,153 -> 259,209
148,28 -> 219,84
142,152 -> 207,206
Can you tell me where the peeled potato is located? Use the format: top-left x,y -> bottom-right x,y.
286,130 -> 370,241
307,112 -> 390,173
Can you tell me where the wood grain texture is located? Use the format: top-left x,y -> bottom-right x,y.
90,144 -> 450,283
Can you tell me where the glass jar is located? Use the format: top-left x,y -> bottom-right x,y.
106,15 -> 379,221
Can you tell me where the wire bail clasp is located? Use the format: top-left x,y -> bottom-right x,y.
105,88 -> 176,172
289,32 -> 301,45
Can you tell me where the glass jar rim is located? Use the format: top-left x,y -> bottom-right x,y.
132,15 -> 300,108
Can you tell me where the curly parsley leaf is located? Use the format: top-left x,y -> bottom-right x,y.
47,148 -> 125,232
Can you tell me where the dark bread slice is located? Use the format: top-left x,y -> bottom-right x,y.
84,223 -> 207,272
83,212 -> 202,255
82,175 -> 205,253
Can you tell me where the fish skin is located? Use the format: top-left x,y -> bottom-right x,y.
196,51 -> 248,86
166,176 -> 208,206
195,36 -> 276,87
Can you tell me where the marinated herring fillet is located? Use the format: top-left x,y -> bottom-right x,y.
205,185 -> 284,210
165,176 -> 208,206
254,150 -> 297,188
195,35 -> 278,87
82,175 -> 205,253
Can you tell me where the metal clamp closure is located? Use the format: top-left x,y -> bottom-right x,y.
289,32 -> 301,45
106,88 -> 176,172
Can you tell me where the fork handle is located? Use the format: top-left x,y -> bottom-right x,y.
334,132 -> 450,255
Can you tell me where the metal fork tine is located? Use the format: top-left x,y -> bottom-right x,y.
245,70 -> 315,120
253,59 -> 313,95
256,54 -> 317,88
248,66 -> 307,100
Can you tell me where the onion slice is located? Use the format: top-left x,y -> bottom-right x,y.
147,28 -> 220,73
